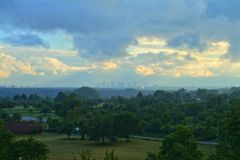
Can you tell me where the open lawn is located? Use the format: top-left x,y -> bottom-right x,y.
17,133 -> 215,160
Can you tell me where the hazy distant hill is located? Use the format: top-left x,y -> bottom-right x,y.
74,87 -> 100,98
0,87 -> 154,98
0,87 -> 75,97
97,88 -> 154,98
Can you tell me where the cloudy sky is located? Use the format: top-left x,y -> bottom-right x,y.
0,0 -> 240,87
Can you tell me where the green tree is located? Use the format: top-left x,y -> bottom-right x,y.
74,87 -> 100,99
12,113 -> 21,121
0,98 -> 14,110
60,121 -> 75,139
23,104 -> 29,111
77,117 -> 89,140
161,125 -> 202,160
66,106 -> 89,140
73,150 -> 95,160
137,92 -> 143,99
147,125 -> 203,160
0,121 -> 18,160
17,137 -> 49,160
114,112 -> 140,141
89,114 -> 114,143
104,150 -> 119,160
210,106 -> 240,160
40,106 -> 51,115
47,118 -> 61,132
0,109 -> 10,120
55,93 -> 85,117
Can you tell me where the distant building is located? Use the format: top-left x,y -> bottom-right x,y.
21,116 -> 48,123
7,121 -> 43,134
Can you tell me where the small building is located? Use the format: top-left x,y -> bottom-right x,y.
7,121 -> 43,134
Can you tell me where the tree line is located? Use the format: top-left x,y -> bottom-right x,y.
1,87 -> 240,141
1,87 -> 240,159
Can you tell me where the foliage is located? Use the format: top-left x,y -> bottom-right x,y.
66,106 -> 89,140
113,111 -> 141,141
40,106 -> 51,115
1,87 -> 240,143
145,152 -> 161,160
162,125 -> 203,160
0,121 -> 18,160
147,125 -> 203,160
12,113 -> 21,121
60,120 -> 75,139
47,118 -> 62,132
210,106 -> 240,160
0,108 -> 10,120
17,137 -> 49,160
89,114 -> 114,143
74,87 -> 100,99
104,150 -> 119,160
0,121 -> 49,160
73,150 -> 95,160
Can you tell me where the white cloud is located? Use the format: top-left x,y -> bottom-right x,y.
0,45 -> 78,57
155,63 -> 214,77
101,61 -> 119,71
130,36 -> 240,78
0,34 -> 238,81
136,65 -> 155,76
0,44 -> 123,78
34,57 -> 96,75
0,52 -> 41,78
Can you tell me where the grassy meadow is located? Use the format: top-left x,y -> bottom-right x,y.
17,134 -> 215,160
3,106 -> 57,118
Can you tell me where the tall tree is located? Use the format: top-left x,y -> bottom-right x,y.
114,112 -> 140,141
89,114 -> 114,143
60,121 -> 75,139
0,121 -> 18,160
16,137 -> 49,160
147,125 -> 202,160
211,106 -> 240,160
161,125 -> 203,160
66,106 -> 89,140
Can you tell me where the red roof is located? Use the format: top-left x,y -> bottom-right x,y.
7,121 -> 43,134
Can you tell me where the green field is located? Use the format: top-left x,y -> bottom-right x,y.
4,106 -> 57,118
17,134 -> 215,160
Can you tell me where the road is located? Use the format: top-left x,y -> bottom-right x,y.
130,135 -> 218,145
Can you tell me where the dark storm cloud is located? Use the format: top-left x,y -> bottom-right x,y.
4,34 -> 49,48
168,33 -> 207,51
0,0 -> 240,59
73,34 -> 136,59
207,0 -> 240,20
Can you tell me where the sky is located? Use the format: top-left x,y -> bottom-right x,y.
0,0 -> 240,88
